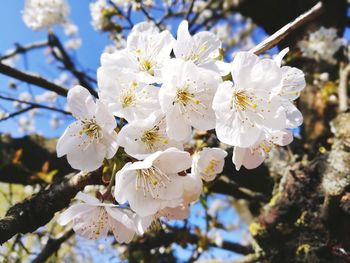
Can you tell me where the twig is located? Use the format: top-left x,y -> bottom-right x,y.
31,230 -> 74,263
0,106 -> 35,122
48,33 -> 98,97
185,0 -> 196,21
338,62 -> 350,112
0,63 -> 68,97
250,2 -> 324,55
0,41 -> 48,61
0,94 -> 71,116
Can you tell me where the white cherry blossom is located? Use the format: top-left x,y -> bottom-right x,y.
57,191 -> 152,243
159,58 -> 220,141
114,148 -> 193,217
232,129 -> 293,170
99,23 -> 174,84
118,112 -> 183,159
212,51 -> 287,148
298,27 -> 343,63
56,85 -> 118,172
274,48 -> 306,129
22,0 -> 70,31
97,70 -> 160,122
192,147 -> 227,182
174,20 -> 229,75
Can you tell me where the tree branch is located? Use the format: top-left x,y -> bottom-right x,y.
0,63 -> 68,97
0,40 -> 48,61
48,33 -> 98,98
0,171 -> 101,244
0,94 -> 71,117
0,106 -> 35,122
32,230 -> 74,263
128,228 -> 253,256
250,1 -> 324,55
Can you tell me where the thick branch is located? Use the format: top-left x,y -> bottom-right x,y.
250,2 -> 323,55
128,229 -> 253,256
0,171 -> 100,244
0,63 -> 68,97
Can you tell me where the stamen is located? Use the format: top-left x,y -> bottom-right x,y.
141,125 -> 168,150
232,90 -> 257,111
136,166 -> 171,198
203,159 -> 220,175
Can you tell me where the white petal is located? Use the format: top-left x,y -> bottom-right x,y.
66,142 -> 106,172
231,52 -> 260,88
56,122 -> 83,157
153,148 -> 192,174
67,85 -> 95,119
57,204 -> 94,226
72,207 -> 109,240
76,192 -> 101,205
274,47 -> 289,67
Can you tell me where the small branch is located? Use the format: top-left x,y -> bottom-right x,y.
250,2 -> 323,55
0,63 -> 68,97
0,106 -> 35,122
48,33 -> 98,98
0,94 -> 71,117
0,171 -> 101,244
0,40 -> 48,61
338,62 -> 350,112
32,230 -> 74,263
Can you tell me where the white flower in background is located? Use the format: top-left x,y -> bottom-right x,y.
274,48 -> 306,129
90,0 -> 110,31
18,116 -> 35,134
232,129 -> 293,170
14,92 -> 32,109
211,24 -> 231,46
56,85 -> 118,172
118,112 -> 183,159
97,71 -> 160,122
174,20 -> 229,75
212,51 -> 286,148
64,38 -> 82,50
298,27 -> 343,63
159,59 -> 220,141
100,23 -> 174,84
22,0 -> 70,31
57,192 -> 152,243
0,111 -> 9,120
192,147 -> 227,182
35,91 -> 58,104
114,148 -> 193,217
63,22 -> 79,36
50,114 -> 61,129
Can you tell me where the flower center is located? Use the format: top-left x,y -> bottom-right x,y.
232,90 -> 257,111
139,58 -> 155,75
136,166 -> 171,198
79,119 -> 102,140
120,81 -> 138,108
141,126 -> 168,150
175,88 -> 200,106
203,159 -> 220,175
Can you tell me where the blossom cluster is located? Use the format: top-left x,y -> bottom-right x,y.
57,20 -> 305,243
298,27 -> 344,63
